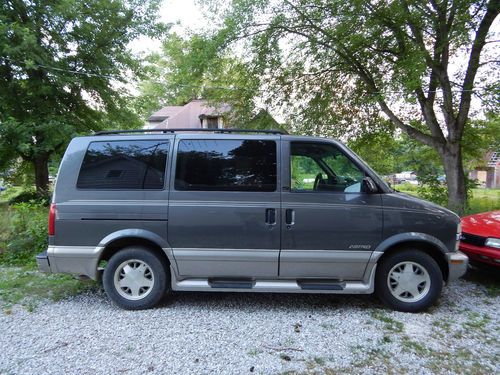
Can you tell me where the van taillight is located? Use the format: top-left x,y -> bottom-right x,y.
48,204 -> 56,236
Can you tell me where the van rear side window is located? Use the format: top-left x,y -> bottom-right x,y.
175,139 -> 277,192
77,140 -> 169,190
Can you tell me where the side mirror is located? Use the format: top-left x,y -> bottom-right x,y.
362,177 -> 378,193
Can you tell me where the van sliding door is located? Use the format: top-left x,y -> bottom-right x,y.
168,135 -> 281,278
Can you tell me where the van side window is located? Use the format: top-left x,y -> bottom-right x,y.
175,139 -> 277,192
291,142 -> 364,193
77,140 -> 169,190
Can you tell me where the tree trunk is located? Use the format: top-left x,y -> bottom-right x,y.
33,156 -> 49,196
440,143 -> 467,215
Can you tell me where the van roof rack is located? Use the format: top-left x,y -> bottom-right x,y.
94,128 -> 288,136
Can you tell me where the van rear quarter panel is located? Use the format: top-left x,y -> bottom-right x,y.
52,136 -> 173,248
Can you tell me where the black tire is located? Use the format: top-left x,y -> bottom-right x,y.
103,246 -> 170,310
376,249 -> 443,313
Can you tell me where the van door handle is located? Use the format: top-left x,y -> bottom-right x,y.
285,209 -> 295,225
265,208 -> 276,225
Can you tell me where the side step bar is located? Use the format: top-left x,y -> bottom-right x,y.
208,278 -> 254,289
297,280 -> 345,291
171,266 -> 377,295
207,278 -> 346,291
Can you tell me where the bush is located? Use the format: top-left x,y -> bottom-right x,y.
417,174 -> 448,207
394,183 -> 419,192
8,189 -> 50,206
0,201 -> 48,267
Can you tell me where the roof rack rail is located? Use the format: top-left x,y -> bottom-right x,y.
94,128 -> 288,136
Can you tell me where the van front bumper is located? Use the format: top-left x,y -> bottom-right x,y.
446,251 -> 469,282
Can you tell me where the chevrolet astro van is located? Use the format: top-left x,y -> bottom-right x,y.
36,128 -> 468,312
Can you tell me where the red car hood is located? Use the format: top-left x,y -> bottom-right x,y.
461,211 -> 500,238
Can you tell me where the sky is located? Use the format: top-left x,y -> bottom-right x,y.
128,0 -> 205,55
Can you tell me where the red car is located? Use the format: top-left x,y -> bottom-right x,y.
459,210 -> 500,267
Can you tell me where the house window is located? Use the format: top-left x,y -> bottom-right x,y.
488,152 -> 499,167
77,140 -> 169,190
206,117 -> 219,129
175,139 -> 277,192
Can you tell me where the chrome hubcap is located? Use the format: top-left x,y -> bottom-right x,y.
114,259 -> 154,300
387,261 -> 431,302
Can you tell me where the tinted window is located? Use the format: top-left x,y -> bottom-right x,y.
175,139 -> 277,191
77,140 -> 169,189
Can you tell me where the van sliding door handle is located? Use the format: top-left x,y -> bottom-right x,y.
265,208 -> 276,225
285,209 -> 295,225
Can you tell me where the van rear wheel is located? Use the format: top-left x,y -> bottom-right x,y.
376,249 -> 443,312
103,247 -> 169,310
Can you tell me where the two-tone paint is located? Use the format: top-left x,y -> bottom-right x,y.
36,133 -> 468,293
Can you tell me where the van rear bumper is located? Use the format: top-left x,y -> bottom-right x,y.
36,246 -> 104,280
36,251 -> 51,273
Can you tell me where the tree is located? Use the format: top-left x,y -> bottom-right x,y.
135,32 -> 282,129
207,0 -> 499,213
0,0 -> 166,194
348,125 -> 401,176
462,112 -> 500,169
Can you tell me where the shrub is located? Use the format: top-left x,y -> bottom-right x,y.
417,174 -> 448,207
0,201 -> 48,267
394,183 -> 419,192
8,189 -> 50,206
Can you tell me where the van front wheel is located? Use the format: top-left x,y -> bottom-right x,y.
103,247 -> 169,310
376,249 -> 443,312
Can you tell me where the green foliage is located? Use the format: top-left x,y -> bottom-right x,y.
0,0 -> 167,191
203,0 -> 498,213
462,112 -> 500,169
0,201 -> 48,267
348,126 -> 400,175
394,183 -> 419,193
395,187 -> 500,215
0,202 -> 12,248
417,174 -> 449,207
135,32 -> 282,130
8,189 -> 50,206
0,267 -> 99,310
465,189 -> 500,215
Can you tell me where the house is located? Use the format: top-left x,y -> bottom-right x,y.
469,151 -> 500,188
394,171 -> 418,184
145,99 -> 230,130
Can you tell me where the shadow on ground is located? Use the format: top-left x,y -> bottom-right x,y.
462,262 -> 499,297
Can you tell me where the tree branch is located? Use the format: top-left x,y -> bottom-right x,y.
456,0 -> 499,140
414,87 -> 446,142
400,0 -> 455,124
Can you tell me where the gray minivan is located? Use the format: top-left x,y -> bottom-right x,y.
36,129 -> 468,312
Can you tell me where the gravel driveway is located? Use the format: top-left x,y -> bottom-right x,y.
0,276 -> 498,375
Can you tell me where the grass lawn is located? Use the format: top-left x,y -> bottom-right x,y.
468,189 -> 500,214
394,186 -> 500,215
0,266 -> 99,312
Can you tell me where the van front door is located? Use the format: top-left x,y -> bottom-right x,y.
280,140 -> 383,280
168,136 -> 281,278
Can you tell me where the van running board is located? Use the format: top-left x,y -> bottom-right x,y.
297,280 -> 345,290
171,273 -> 376,295
208,278 -> 254,289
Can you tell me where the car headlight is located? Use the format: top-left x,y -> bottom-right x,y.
485,238 -> 500,249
